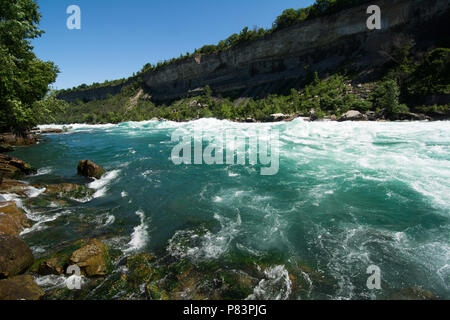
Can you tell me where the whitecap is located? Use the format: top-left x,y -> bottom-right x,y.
246,265 -> 292,300
88,169 -> 120,199
124,210 -> 148,252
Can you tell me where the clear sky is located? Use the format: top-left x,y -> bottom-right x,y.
32,0 -> 315,90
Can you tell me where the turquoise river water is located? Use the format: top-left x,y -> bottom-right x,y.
7,118 -> 450,299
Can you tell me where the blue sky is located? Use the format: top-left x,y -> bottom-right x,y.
33,0 -> 315,89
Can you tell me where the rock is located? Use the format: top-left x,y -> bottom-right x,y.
330,114 -> 337,121
397,113 -> 430,121
38,257 -> 66,275
0,234 -> 34,278
390,287 -> 438,300
0,179 -> 32,197
0,202 -> 30,237
77,160 -> 105,179
0,132 -> 37,146
0,154 -> 37,179
35,183 -> 94,199
0,144 -> 13,153
0,275 -> 44,300
40,128 -> 63,134
69,239 -> 110,277
338,110 -> 368,122
269,113 -> 292,122
364,111 -> 376,121
245,117 -> 256,123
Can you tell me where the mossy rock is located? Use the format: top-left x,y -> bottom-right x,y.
126,253 -> 161,289
69,239 -> 111,277
146,282 -> 170,300
36,183 -> 94,200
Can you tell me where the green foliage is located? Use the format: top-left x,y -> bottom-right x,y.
0,0 -> 59,132
371,79 -> 409,115
407,48 -> 450,96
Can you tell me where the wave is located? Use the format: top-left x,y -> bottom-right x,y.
168,212 -> 242,261
88,169 -> 121,199
246,265 -> 292,300
124,210 -> 149,253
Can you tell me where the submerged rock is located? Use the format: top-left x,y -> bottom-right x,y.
35,183 -> 94,200
0,154 -> 37,179
77,160 -> 105,179
0,178 -> 31,197
0,234 -> 34,278
338,110 -> 368,122
0,275 -> 44,300
389,287 -> 438,300
69,239 -> 110,276
0,201 -> 30,237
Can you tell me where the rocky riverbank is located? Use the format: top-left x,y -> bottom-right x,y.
0,135 -> 111,299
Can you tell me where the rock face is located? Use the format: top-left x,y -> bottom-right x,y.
69,239 -> 110,276
0,154 -> 37,179
338,110 -> 368,122
0,234 -> 34,278
0,275 -> 44,300
56,0 -> 448,103
77,160 -> 105,179
0,202 -> 30,237
0,132 -> 37,146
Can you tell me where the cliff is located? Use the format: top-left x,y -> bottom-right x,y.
57,0 -> 449,103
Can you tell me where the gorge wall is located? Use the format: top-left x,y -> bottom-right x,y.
57,0 -> 450,103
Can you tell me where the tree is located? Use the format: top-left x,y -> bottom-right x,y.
371,79 -> 409,115
0,0 -> 59,133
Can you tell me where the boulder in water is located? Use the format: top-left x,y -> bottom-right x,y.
0,201 -> 30,237
77,160 -> 105,179
0,234 -> 34,278
0,154 -> 37,179
0,275 -> 44,300
69,239 -> 110,276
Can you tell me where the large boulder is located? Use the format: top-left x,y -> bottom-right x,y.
338,110 -> 368,122
0,154 -> 37,179
77,160 -> 105,179
0,234 -> 34,278
0,202 -> 30,237
0,275 -> 44,300
69,239 -> 110,276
